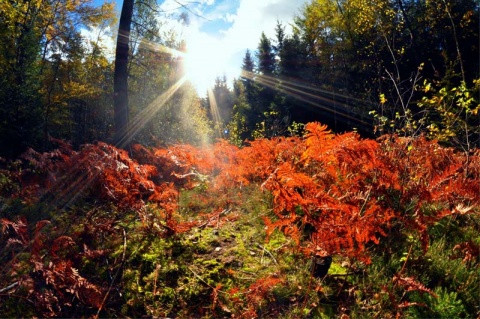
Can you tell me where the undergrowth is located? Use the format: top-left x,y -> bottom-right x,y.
0,123 -> 479,318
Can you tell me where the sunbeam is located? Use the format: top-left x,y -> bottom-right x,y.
207,87 -> 226,139
0,74 -> 190,279
115,75 -> 189,149
182,31 -> 239,95
240,70 -> 374,130
31,37 -> 192,211
133,38 -> 188,59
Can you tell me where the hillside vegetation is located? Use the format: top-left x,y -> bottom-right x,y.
1,122 -> 479,318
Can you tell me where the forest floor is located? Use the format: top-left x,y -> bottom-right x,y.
1,129 -> 479,318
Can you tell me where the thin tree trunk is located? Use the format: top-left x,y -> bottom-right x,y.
441,0 -> 465,83
113,0 -> 134,148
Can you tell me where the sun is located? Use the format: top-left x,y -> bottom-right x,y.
183,34 -> 235,95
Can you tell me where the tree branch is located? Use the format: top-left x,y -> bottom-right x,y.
134,0 -> 165,13
0,281 -> 19,294
173,0 -> 212,21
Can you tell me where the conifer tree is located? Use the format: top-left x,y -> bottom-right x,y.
211,75 -> 234,127
273,21 -> 285,74
239,49 -> 259,111
256,32 -> 276,76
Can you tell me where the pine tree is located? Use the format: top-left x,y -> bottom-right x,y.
228,79 -> 251,145
274,21 -> 285,74
240,49 -> 258,110
211,75 -> 234,127
278,33 -> 306,78
256,32 -> 276,76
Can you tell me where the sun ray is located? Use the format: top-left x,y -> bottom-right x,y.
115,75 -> 189,149
240,70 -> 373,129
207,87 -> 226,139
24,74 -> 189,215
0,71 -> 191,278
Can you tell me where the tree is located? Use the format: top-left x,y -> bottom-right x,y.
256,32 -> 276,76
240,48 -> 255,91
203,75 -> 234,137
0,0 -> 116,157
113,0 -> 135,148
123,2 -> 213,147
112,0 -> 214,148
127,0 -> 174,145
239,49 -> 258,118
273,20 -> 285,73
228,79 -> 251,145
37,1 -> 116,148
0,0 -> 42,157
278,33 -> 306,78
285,0 -> 479,142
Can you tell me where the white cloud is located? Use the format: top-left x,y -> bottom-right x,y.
221,0 -> 306,52
224,12 -> 237,23
80,25 -> 116,58
156,0 -> 307,91
158,0 -> 179,12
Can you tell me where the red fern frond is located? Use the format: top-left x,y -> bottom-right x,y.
451,241 -> 480,266
393,275 -> 437,297
244,275 -> 283,308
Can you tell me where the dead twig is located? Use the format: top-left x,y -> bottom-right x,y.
257,243 -> 278,266
94,227 -> 127,319
0,281 -> 19,294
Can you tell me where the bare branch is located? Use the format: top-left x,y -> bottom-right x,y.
0,281 -> 19,294
134,1 -> 165,13
173,0 -> 212,21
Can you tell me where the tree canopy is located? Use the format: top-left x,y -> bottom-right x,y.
226,0 -> 479,149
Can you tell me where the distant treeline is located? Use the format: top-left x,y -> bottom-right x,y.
0,0 -> 478,158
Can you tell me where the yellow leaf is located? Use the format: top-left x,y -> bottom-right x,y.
424,82 -> 431,93
379,93 -> 387,104
472,105 -> 480,116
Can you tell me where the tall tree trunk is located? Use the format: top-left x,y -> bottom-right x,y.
113,0 -> 134,148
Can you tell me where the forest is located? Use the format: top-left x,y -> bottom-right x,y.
0,0 -> 479,318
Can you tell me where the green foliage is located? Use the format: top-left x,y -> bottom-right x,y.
375,78 -> 480,150
287,121 -> 305,137
228,32 -> 294,143
0,0 -> 117,156
418,79 -> 480,149
225,0 -> 477,142
292,0 -> 479,142
257,32 -> 276,76
227,79 -> 254,144
202,75 -> 234,139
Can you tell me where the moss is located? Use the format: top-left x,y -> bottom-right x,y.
329,261 -> 348,276
4,164 -> 477,319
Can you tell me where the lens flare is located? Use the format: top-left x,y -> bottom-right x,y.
182,34 -> 236,95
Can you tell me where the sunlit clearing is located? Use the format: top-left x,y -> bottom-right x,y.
183,34 -> 236,95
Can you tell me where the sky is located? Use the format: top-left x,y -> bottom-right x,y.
167,0 -> 307,88
90,0 -> 308,93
